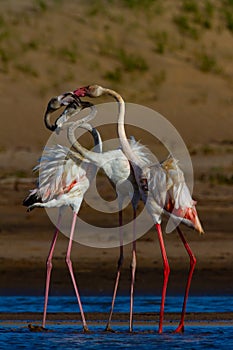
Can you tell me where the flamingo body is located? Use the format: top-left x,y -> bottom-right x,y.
24,102 -> 102,331
24,145 -> 93,213
73,84 -> 204,333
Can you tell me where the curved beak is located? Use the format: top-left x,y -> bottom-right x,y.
59,92 -> 81,106
44,102 -> 58,131
44,91 -> 93,132
44,93 -> 79,131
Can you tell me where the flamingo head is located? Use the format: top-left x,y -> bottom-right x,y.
44,92 -> 92,132
183,205 -> 204,234
165,198 -> 204,234
46,92 -> 80,112
74,85 -> 104,98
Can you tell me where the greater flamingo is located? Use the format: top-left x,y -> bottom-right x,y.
24,102 -> 101,332
73,85 -> 204,333
66,105 -> 151,332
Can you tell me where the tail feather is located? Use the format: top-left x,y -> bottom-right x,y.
23,189 -> 41,208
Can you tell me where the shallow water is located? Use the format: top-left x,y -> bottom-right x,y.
0,324 -> 232,350
0,295 -> 232,313
0,296 -> 232,349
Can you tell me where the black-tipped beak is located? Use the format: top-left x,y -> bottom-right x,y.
44,93 -> 78,131
59,92 -> 80,106
44,92 -> 94,132
44,105 -> 57,131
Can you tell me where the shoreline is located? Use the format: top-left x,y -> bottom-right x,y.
1,311 -> 233,321
0,312 -> 233,328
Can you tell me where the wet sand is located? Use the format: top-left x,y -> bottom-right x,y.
0,177 -> 233,297
0,312 -> 233,330
1,312 -> 233,322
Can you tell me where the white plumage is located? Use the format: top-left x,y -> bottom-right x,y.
73,84 -> 204,334
26,145 -> 91,213
23,112 -> 102,332
68,121 -> 152,210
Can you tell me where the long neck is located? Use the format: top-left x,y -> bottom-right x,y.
68,123 -> 104,166
104,88 -> 141,166
44,108 -> 56,131
89,128 -> 102,153
103,88 -> 147,203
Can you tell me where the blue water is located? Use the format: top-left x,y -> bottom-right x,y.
0,295 -> 232,313
0,296 -> 232,349
0,324 -> 233,350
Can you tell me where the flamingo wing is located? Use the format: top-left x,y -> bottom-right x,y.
161,156 -> 204,233
24,145 -> 89,205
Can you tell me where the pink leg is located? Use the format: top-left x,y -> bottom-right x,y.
174,227 -> 196,333
129,208 -> 137,332
155,223 -> 170,334
105,210 -> 124,332
42,211 -> 62,328
66,212 -> 88,332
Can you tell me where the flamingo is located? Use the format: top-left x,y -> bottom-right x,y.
51,93 -> 149,331
73,85 -> 204,333
66,108 -> 151,332
66,102 -> 152,332
24,102 -> 101,332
